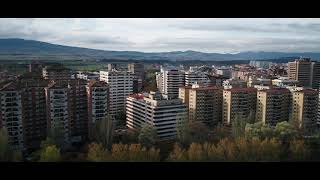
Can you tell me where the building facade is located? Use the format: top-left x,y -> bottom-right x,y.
288,58 -> 320,89
184,71 -> 210,86
188,84 -> 223,128
100,70 -> 134,117
45,79 -> 88,144
128,63 -> 144,92
126,91 -> 187,140
291,89 -> 319,134
256,88 -> 291,127
156,67 -> 185,99
42,64 -> 72,80
223,88 -> 257,125
0,82 -> 24,150
86,80 -> 109,126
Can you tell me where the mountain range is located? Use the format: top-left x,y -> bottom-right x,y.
0,38 -> 320,61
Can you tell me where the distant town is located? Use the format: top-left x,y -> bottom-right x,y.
0,57 -> 320,162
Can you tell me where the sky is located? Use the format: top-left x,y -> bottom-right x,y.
0,18 -> 320,53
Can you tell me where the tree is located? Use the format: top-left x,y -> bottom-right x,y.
110,143 -> 160,162
176,113 -> 191,147
289,140 -> 310,161
138,124 -> 158,148
11,151 -> 23,162
49,121 -> 67,149
0,128 -> 10,161
87,142 -> 110,162
188,121 -> 210,143
245,122 -> 274,140
187,143 -> 206,161
176,111 -> 210,147
274,121 -> 299,143
93,115 -> 114,149
167,143 -> 188,161
232,114 -> 247,138
212,124 -> 230,143
39,145 -> 61,162
115,129 -> 139,144
115,111 -> 126,128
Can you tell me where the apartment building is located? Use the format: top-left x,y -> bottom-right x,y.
184,71 -> 210,86
272,77 -> 300,87
178,86 -> 192,108
126,91 -> 187,140
318,90 -> 320,128
223,78 -> 247,89
256,88 -> 291,127
19,77 -> 48,150
188,84 -> 223,128
100,70 -> 134,117
248,77 -> 272,87
216,67 -> 232,78
223,88 -> 257,124
86,80 -> 109,127
291,89 -> 319,134
0,75 -> 49,151
156,67 -> 185,99
42,64 -> 72,80
288,58 -> 320,89
0,82 -> 24,150
45,79 -> 88,144
128,62 -> 145,92
76,71 -> 100,81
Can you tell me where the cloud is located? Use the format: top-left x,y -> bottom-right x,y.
0,18 -> 320,53
144,36 -> 320,53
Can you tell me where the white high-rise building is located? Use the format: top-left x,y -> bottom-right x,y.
156,66 -> 185,99
100,70 -> 134,117
184,71 -> 210,86
126,91 -> 187,140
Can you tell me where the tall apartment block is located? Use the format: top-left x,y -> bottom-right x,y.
100,70 -> 134,117
184,71 -> 210,86
126,91 -> 187,140
178,86 -> 192,108
128,62 -> 145,91
29,61 -> 42,73
288,58 -> 320,89
223,88 -> 257,125
19,77 -> 48,150
42,64 -> 72,80
0,75 -> 48,151
45,79 -> 88,144
291,89 -> 319,134
318,90 -> 320,129
86,80 -> 109,130
0,82 -> 24,150
256,88 -> 291,127
188,84 -> 223,128
156,67 -> 185,99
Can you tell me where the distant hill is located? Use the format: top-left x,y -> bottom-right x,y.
0,38 -> 320,61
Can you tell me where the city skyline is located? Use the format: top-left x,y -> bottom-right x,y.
1,18 -> 320,53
